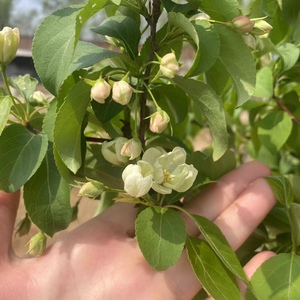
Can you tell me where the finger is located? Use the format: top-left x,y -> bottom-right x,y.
0,190 -> 20,259
240,251 -> 276,296
214,177 -> 276,250
183,161 -> 271,236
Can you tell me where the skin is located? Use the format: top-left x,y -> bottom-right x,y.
0,161 -> 276,299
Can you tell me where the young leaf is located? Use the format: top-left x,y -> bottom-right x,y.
191,214 -> 248,283
265,175 -> 294,208
8,75 -> 38,102
186,236 -> 242,300
246,253 -> 300,299
24,143 -> 72,237
173,76 -> 228,161
276,43 -> 300,71
135,206 -> 186,270
0,124 -> 48,192
253,67 -> 273,98
214,24 -> 256,106
91,15 -> 141,60
0,96 -> 12,135
257,110 -> 293,153
53,80 -> 90,173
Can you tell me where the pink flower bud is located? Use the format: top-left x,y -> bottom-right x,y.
232,16 -> 255,34
150,109 -> 170,133
0,27 -> 20,66
90,78 -> 111,104
112,80 -> 133,105
250,19 -> 273,35
121,137 -> 142,160
160,52 -> 179,78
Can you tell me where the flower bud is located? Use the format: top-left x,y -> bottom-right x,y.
112,80 -> 133,105
90,78 -> 111,104
160,52 -> 179,78
0,27 -> 20,66
150,109 -> 170,133
26,232 -> 47,256
101,137 -> 129,166
30,90 -> 47,106
250,19 -> 273,35
78,180 -> 105,199
232,16 -> 255,34
121,137 -> 142,160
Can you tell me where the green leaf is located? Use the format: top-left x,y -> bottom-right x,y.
91,15 -> 141,60
188,20 -> 220,76
265,176 -> 294,208
199,0 -> 240,21
277,43 -> 300,71
253,67 -> 273,98
0,96 -> 12,135
257,110 -> 293,153
162,0 -> 200,16
214,24 -> 256,106
173,76 -> 228,161
135,206 -> 186,270
8,75 -> 38,102
24,143 -> 72,237
54,80 -> 90,173
33,1 -> 108,95
186,236 -> 242,300
191,214 -> 248,283
0,124 -> 48,192
246,253 -> 300,299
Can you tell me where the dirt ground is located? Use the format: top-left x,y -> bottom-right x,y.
12,189 -> 98,257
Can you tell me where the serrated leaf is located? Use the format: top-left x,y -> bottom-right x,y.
24,143 -> 72,237
0,96 -> 12,135
257,110 -> 293,153
214,24 -> 256,106
191,214 -> 248,283
265,176 -> 293,208
173,76 -> 228,161
246,253 -> 300,299
53,80 -> 90,173
199,0 -> 240,21
0,124 -> 48,192
135,206 -> 186,270
91,15 -> 141,60
186,236 -> 242,300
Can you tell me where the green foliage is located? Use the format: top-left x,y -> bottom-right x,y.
1,0 -> 300,297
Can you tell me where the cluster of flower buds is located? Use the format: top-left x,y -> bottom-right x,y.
231,16 -> 273,35
101,137 -> 142,166
0,26 -> 20,67
122,147 -> 198,198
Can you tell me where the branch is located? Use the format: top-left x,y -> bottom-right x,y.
275,97 -> 300,126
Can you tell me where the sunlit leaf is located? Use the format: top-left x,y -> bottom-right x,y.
0,96 -> 12,135
186,236 -> 242,300
246,253 -> 300,299
135,206 -> 186,270
253,67 -> 273,98
0,124 -> 48,192
24,143 -> 72,237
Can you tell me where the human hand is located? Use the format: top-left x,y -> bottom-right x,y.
0,161 -> 276,300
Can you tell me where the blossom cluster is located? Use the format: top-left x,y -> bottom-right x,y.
122,147 -> 198,198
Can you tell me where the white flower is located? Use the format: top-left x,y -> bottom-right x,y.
120,137 -> 142,160
0,27 -> 20,66
122,164 -> 153,198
